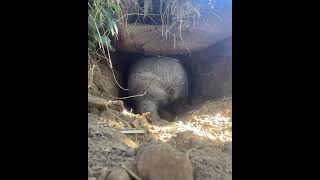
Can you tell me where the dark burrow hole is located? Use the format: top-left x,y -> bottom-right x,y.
109,37 -> 232,121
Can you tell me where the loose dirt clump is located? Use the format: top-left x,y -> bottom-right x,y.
136,143 -> 193,180
106,167 -> 131,180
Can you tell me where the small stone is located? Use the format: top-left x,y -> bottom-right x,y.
98,167 -> 109,180
107,100 -> 125,112
137,144 -> 193,180
106,167 -> 130,180
127,148 -> 136,156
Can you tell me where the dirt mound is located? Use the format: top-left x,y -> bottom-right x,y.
88,113 -> 137,179
88,55 -> 121,100
88,97 -> 232,180
170,132 -> 232,180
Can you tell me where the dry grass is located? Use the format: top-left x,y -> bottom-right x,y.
116,0 -> 221,54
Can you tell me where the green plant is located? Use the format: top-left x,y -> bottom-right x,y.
88,0 -> 121,53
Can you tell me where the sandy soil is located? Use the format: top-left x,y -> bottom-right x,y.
88,97 -> 232,180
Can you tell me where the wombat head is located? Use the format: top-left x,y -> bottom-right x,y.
137,100 -> 161,121
167,88 -> 176,102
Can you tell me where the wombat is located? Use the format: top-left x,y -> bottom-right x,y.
128,56 -> 188,121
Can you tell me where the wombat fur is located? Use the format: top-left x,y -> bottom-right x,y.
128,56 -> 188,121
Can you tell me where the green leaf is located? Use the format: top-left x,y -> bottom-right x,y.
109,2 -> 121,13
112,20 -> 118,35
101,35 -> 111,46
94,34 -> 101,43
88,0 -> 119,51
88,41 -> 96,49
88,15 -> 95,27
101,35 -> 115,50
101,7 -> 117,36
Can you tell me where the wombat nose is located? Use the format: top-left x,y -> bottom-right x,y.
168,88 -> 175,95
168,88 -> 176,100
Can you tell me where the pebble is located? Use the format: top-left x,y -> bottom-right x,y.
106,167 -> 130,180
137,144 -> 193,180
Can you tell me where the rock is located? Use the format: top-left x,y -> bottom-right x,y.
137,144 -> 193,180
116,0 -> 232,55
106,168 -> 130,180
98,167 -> 109,180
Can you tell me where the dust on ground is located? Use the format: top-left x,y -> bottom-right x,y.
88,96 -> 232,180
